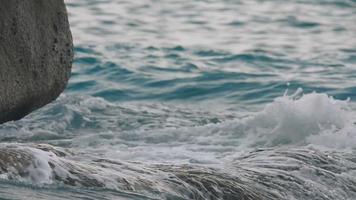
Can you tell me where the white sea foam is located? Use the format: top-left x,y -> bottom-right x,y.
27,148 -> 54,184
57,90 -> 356,166
242,88 -> 354,148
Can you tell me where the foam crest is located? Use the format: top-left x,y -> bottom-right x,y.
243,89 -> 354,148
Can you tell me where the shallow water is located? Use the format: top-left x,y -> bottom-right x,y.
1,0 -> 356,199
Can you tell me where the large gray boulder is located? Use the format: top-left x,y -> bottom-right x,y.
0,0 -> 73,123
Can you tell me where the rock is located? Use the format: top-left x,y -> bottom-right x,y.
0,143 -> 263,199
0,0 -> 73,123
0,143 -> 354,199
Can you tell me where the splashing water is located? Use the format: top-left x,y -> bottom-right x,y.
243,89 -> 354,148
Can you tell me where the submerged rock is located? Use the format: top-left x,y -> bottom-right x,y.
0,0 -> 73,123
0,143 -> 268,199
2,144 -> 356,199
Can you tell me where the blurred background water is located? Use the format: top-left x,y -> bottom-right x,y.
1,0 -> 356,199
67,0 -> 356,105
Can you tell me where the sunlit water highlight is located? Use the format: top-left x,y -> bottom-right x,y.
1,0 -> 356,199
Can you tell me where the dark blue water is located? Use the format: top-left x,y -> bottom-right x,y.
1,0 -> 356,199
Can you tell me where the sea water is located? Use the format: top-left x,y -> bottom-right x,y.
0,0 -> 356,199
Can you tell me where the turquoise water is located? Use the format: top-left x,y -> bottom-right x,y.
1,0 -> 356,199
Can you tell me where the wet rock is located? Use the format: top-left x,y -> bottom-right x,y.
2,144 -> 355,199
0,144 -> 262,199
0,0 -> 73,123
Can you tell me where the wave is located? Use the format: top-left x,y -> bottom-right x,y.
1,90 -> 356,199
241,88 -> 355,149
84,89 -> 355,152
2,90 -> 355,163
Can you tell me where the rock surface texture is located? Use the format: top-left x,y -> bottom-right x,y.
0,0 -> 73,123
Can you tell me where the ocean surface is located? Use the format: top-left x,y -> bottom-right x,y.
1,0 -> 356,199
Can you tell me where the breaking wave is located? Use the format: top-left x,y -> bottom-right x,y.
1,90 -> 356,199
